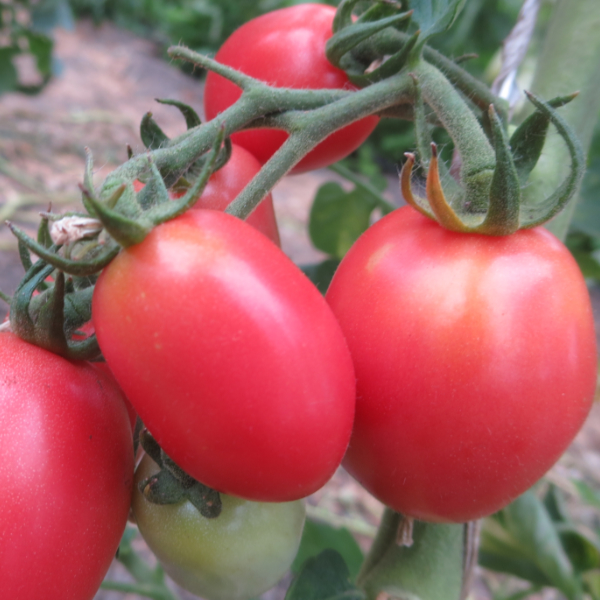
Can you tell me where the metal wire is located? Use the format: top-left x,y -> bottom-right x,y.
491,0 -> 542,109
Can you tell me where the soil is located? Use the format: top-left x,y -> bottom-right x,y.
1,20 -> 599,600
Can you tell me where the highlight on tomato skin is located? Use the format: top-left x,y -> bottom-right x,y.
92,209 -> 356,503
326,205 -> 597,523
203,4 -> 379,174
132,453 -> 306,600
134,143 -> 280,246
0,331 -> 134,600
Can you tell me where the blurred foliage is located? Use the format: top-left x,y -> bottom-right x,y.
0,0 -> 67,96
566,120 -> 600,282
66,0 -> 336,57
480,483 -> 600,600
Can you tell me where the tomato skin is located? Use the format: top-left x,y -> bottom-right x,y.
92,209 -> 356,501
91,362 -> 138,430
204,4 -> 379,174
134,144 -> 280,245
0,332 -> 134,600
132,454 -> 305,600
326,206 -> 597,523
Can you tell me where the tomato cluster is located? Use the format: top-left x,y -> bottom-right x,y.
1,3 -> 596,600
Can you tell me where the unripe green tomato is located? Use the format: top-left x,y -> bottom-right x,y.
132,455 -> 306,600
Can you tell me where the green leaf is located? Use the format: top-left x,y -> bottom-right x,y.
140,112 -> 170,150
300,259 -> 340,295
569,250 -> 600,280
309,182 -> 376,259
572,156 -> 600,238
557,525 -> 600,573
291,519 -> 364,581
0,48 -> 19,95
24,31 -> 54,78
543,484 -> 569,523
285,550 -> 365,600
510,94 -> 577,186
583,570 -> 600,600
573,480 -> 600,511
37,218 -> 53,249
407,0 -> 467,44
156,98 -> 202,129
498,492 -> 581,599
479,517 -> 551,586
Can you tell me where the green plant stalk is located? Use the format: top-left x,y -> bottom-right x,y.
413,61 -> 496,215
421,44 -> 508,121
226,71 -> 416,220
526,0 -> 600,240
102,47 -> 354,197
353,30 -> 508,120
357,510 -> 465,600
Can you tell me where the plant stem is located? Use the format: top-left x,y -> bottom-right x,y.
358,510 -> 465,600
525,0 -> 600,240
413,61 -> 496,214
226,72 -> 415,220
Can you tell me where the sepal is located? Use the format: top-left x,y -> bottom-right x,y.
326,10 -> 413,71
82,185 -> 151,247
155,98 -> 202,129
140,112 -> 169,150
139,429 -> 222,519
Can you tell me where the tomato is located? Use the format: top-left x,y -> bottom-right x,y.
326,206 -> 597,523
134,144 -> 280,245
0,332 -> 134,600
91,362 -> 138,430
92,209 -> 355,501
71,321 -> 138,430
132,454 -> 305,600
204,4 -> 379,174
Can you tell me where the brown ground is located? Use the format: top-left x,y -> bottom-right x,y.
1,21 -> 599,600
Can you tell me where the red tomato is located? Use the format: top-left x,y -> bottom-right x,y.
72,321 -> 138,430
134,144 -> 280,245
91,362 -> 138,431
0,332 -> 134,599
92,209 -> 355,502
326,206 -> 597,523
204,4 -> 379,174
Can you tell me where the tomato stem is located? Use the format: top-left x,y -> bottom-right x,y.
226,71 -> 416,220
357,509 -> 466,600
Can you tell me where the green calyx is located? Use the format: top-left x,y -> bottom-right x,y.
400,92 -> 584,235
138,429 -> 222,519
5,107 -> 227,359
8,257 -> 100,361
327,0 -> 416,82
